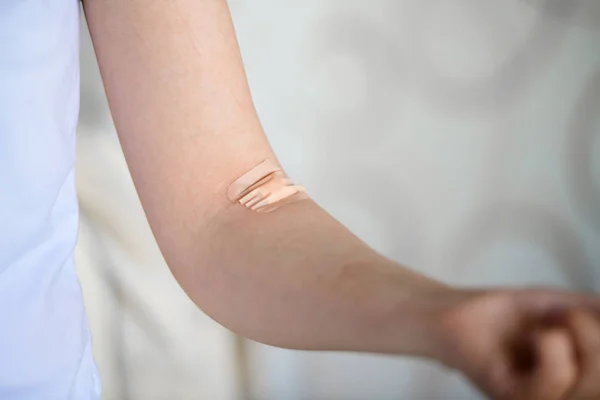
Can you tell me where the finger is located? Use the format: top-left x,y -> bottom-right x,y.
518,289 -> 600,317
564,311 -> 600,399
520,328 -> 577,400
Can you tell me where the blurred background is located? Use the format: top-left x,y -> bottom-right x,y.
75,1 -> 600,399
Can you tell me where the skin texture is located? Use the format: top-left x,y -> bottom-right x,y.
82,1 -> 600,398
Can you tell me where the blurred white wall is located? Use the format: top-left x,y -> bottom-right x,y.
76,1 -> 600,399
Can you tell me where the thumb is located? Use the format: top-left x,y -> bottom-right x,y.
519,328 -> 577,400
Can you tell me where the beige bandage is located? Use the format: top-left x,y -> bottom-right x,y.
227,160 -> 309,213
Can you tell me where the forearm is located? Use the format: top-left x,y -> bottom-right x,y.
183,198 -> 452,358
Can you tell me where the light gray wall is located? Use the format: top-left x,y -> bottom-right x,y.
76,1 -> 600,399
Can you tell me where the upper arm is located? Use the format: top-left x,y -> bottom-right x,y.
83,0 -> 277,252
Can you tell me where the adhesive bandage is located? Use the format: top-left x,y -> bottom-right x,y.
227,160 -> 309,213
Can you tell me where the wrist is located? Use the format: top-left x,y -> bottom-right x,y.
387,283 -> 468,362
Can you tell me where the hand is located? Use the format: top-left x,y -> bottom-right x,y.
434,288 -> 600,400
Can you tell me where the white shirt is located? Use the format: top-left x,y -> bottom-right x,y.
0,1 -> 101,398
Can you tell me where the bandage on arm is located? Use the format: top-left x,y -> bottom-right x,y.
228,160 -> 308,213
84,0 -> 451,358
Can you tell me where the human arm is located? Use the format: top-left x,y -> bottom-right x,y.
82,1 -> 600,398
82,0 -> 448,357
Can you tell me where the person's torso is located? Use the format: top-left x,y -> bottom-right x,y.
0,1 -> 100,398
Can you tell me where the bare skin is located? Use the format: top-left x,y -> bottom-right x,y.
82,1 -> 600,398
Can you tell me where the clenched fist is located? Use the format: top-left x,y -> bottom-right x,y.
434,288 -> 600,400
